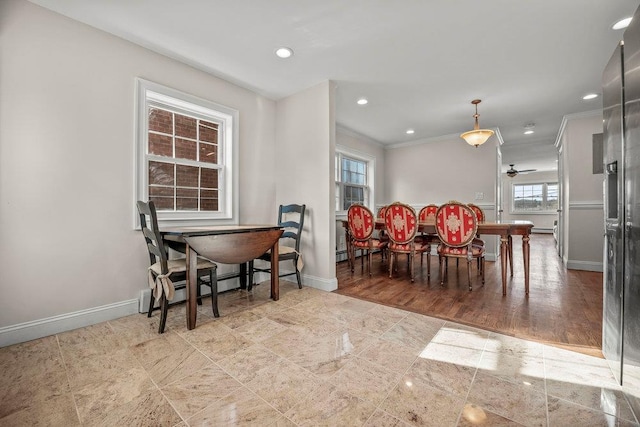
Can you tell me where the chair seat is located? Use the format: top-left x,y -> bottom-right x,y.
437,244 -> 485,257
149,257 -> 216,276
388,241 -> 429,252
472,237 -> 485,247
352,239 -> 387,249
414,234 -> 440,245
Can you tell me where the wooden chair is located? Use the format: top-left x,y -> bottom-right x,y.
249,204 -> 305,289
383,202 -> 430,282
136,200 -> 218,333
416,204 -> 441,246
347,204 -> 388,275
435,201 -> 485,291
375,205 -> 389,259
467,203 -> 487,268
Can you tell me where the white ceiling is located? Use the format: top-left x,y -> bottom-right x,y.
29,0 -> 640,173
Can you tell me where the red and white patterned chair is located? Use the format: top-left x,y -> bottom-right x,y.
383,202 -> 430,282
467,203 -> 486,267
416,204 -> 441,247
435,201 -> 485,290
375,205 -> 390,258
347,204 -> 388,275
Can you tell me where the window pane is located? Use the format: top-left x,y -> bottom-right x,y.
176,165 -> 199,188
148,133 -> 172,157
176,186 -> 198,210
175,114 -> 197,139
199,121 -> 218,143
343,185 -> 364,210
200,189 -> 219,211
149,161 -> 174,186
199,142 -> 218,163
200,168 -> 218,190
148,108 -> 172,133
175,137 -> 197,160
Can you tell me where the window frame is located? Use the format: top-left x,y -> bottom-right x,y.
135,78 -> 238,227
335,146 -> 375,216
510,181 -> 558,214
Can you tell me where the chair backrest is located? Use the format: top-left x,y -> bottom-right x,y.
136,200 -> 169,273
278,204 -> 306,251
347,204 -> 375,241
418,204 -> 439,222
467,203 -> 485,222
384,202 -> 419,244
435,202 -> 478,248
376,205 -> 387,219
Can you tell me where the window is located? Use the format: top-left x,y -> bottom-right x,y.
335,147 -> 374,212
136,79 -> 238,224
512,182 -> 558,213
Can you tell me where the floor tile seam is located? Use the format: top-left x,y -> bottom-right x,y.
153,379 -> 190,425
545,391 -> 637,423
183,384 -> 288,425
54,334 -> 83,426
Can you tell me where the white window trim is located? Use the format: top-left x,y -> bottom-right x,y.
510,181 -> 558,215
335,145 -> 375,217
134,78 -> 239,228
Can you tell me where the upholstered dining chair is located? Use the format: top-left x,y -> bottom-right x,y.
467,203 -> 487,268
249,203 -> 305,289
347,204 -> 388,275
435,201 -> 485,291
416,204 -> 441,247
136,200 -> 218,333
383,202 -> 430,282
375,205 -> 389,259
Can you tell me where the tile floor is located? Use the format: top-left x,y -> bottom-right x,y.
0,282 -> 637,426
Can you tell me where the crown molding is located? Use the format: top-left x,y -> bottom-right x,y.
554,109 -> 602,148
336,124 -> 384,148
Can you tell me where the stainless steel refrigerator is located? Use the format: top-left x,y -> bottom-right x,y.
603,3 -> 640,416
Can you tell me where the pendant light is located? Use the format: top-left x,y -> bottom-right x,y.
460,99 -> 494,147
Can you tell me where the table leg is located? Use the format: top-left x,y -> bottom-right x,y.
523,234 -> 530,295
271,239 -> 279,301
186,244 -> 198,330
239,262 -> 247,289
508,235 -> 514,277
500,236 -> 508,295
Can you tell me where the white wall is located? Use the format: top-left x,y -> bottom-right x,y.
385,135 -> 497,207
0,0 -> 278,331
558,112 -> 605,271
502,170 -> 559,231
274,81 -> 337,290
384,134 -> 500,258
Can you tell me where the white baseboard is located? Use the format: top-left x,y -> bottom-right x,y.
0,299 -> 139,348
566,260 -> 603,272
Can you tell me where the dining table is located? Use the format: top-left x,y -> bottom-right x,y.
342,218 -> 534,295
161,225 -> 283,330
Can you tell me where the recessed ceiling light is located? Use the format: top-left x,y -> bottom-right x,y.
406,129 -> 415,135
523,123 -> 535,135
275,47 -> 293,58
357,98 -> 368,105
613,17 -> 632,30
583,93 -> 599,100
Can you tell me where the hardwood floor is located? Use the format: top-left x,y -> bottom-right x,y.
335,234 -> 604,357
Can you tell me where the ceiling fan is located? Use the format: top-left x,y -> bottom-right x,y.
506,164 -> 536,177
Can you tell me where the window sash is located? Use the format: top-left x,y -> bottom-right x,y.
135,78 -> 238,227
512,182 -> 558,212
335,150 -> 372,212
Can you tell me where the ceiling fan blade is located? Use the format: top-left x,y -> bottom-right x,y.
518,169 -> 537,173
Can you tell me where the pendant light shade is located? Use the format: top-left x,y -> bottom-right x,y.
460,99 -> 494,147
